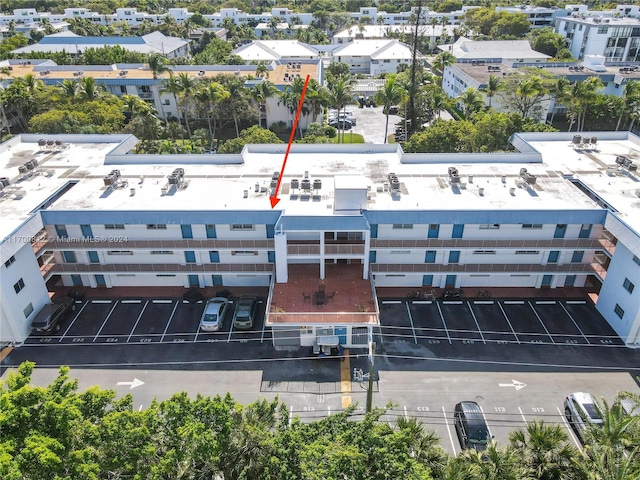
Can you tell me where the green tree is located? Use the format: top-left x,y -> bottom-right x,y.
195,81 -> 230,150
217,125 -> 283,153
77,76 -> 103,101
146,53 -> 171,119
58,79 -> 78,98
375,75 -> 408,143
484,74 -> 505,108
617,80 -> 640,131
326,74 -> 356,143
457,88 -> 485,119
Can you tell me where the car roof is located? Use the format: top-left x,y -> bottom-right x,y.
620,398 -> 640,416
570,392 -> 596,404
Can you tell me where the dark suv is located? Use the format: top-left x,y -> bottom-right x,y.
31,297 -> 75,333
454,401 -> 492,451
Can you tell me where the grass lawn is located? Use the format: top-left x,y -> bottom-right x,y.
331,132 -> 365,144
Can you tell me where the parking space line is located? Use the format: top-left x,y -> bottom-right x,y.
382,301 -> 401,304
535,301 -> 556,305
127,300 -> 149,342
528,301 -> 555,344
377,325 -> 384,344
498,302 -> 520,344
404,302 -> 418,344
60,301 -> 89,342
93,301 -> 119,342
466,301 -> 486,344
518,407 -> 527,424
473,300 -> 494,305
227,318 -> 235,343
260,314 -> 266,343
436,302 -> 452,344
92,300 -> 112,304
559,302 -> 590,344
443,301 -> 463,305
404,405 -> 408,419
153,299 -> 173,304
442,406 -> 457,455
566,301 -> 586,304
412,300 -> 433,305
557,406 -> 582,451
479,406 -> 493,440
289,406 -> 293,427
121,300 -> 141,304
327,406 -> 331,417
504,301 -> 523,305
160,301 -> 179,342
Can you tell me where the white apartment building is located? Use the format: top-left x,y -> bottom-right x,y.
0,59 -> 323,131
555,14 -> 640,61
331,40 -> 415,75
1,132 -> 639,348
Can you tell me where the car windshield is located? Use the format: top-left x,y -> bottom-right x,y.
468,429 -> 490,443
203,313 -> 218,323
583,403 -> 602,420
236,304 -> 251,318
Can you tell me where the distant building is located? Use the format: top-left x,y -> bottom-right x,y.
333,39 -> 415,75
232,40 -> 319,63
11,31 -> 190,59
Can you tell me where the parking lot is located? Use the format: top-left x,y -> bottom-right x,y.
378,298 -> 624,347
25,297 -> 270,346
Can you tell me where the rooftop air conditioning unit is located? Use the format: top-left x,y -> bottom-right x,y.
0,177 -> 10,187
103,174 -> 115,187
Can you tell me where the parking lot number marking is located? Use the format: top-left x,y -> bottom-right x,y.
93,301 -> 119,342
527,301 -> 555,344
404,303 -> 418,344
417,406 -> 430,412
466,301 -> 486,344
317,394 -> 325,403
494,406 -> 506,412
531,407 -> 545,413
559,302 -> 590,344
436,302 -> 452,344
160,300 -> 179,343
127,300 -> 149,342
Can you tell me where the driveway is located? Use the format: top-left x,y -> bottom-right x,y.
349,106 -> 402,144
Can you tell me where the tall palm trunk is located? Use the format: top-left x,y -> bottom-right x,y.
383,111 -> 390,144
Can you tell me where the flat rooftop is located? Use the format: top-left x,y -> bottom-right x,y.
2,132 -> 640,238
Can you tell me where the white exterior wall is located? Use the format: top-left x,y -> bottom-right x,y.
596,242 -> 640,346
0,242 -> 51,343
377,224 -> 430,240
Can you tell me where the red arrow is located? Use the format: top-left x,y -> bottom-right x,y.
270,74 -> 311,208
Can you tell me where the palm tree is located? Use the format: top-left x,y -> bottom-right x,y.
511,75 -> 548,119
549,77 -> 572,126
21,73 -> 44,95
223,78 -> 247,138
509,420 -> 581,480
175,72 -> 198,138
326,74 -> 355,143
616,80 -> 640,131
584,398 -> 636,455
146,54 -> 171,120
195,82 -> 230,150
301,78 -> 327,130
395,417 -> 447,478
122,94 -> 156,120
59,79 -> 78,98
457,88 -> 485,119
77,76 -> 103,101
250,80 -> 278,128
484,74 -> 505,108
432,51 -> 456,85
568,77 -> 603,131
464,442 -> 534,480
375,75 -> 407,143
255,62 -> 269,79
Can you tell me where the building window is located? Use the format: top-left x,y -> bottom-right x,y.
55,224 -> 68,238
156,274 -> 176,277
147,224 -> 167,229
151,250 -> 173,255
390,250 -> 411,254
479,224 -> 500,229
614,304 -> 625,319
231,224 -> 254,230
392,224 -> 413,229
428,224 -> 439,238
88,251 -> 100,263
107,250 -> 133,255
473,250 -> 496,254
571,251 -> 584,263
231,251 -> 258,256
452,224 -> 464,238
185,251 -> 196,263
554,224 -> 567,239
634,255 -> 640,266
425,250 -> 436,263
623,278 -> 635,294
181,224 -> 193,239
62,251 -> 77,263
4,255 -> 15,268
105,224 -> 125,229
24,302 -> 34,318
14,278 -> 25,294
548,251 -> 560,263
522,224 -> 543,229
579,224 -> 592,239
120,85 -> 127,94
516,250 -> 540,255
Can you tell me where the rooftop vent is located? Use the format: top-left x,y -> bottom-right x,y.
301,179 -> 311,191
167,168 -> 185,186
0,177 -> 10,188
519,167 -> 537,186
313,179 -> 322,191
448,166 -> 460,183
290,178 -> 299,190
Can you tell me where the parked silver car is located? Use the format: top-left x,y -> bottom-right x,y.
564,392 -> 603,442
199,297 -> 229,331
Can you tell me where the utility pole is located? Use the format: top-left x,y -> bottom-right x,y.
366,341 -> 376,413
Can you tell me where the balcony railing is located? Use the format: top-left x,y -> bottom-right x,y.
48,263 -> 274,274
370,238 -> 604,249
325,244 -> 365,256
287,244 -> 321,255
34,238 -> 274,254
371,263 -> 598,274
267,312 -> 378,326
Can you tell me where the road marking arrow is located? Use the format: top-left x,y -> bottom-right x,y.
498,379 -> 527,391
117,378 -> 144,390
